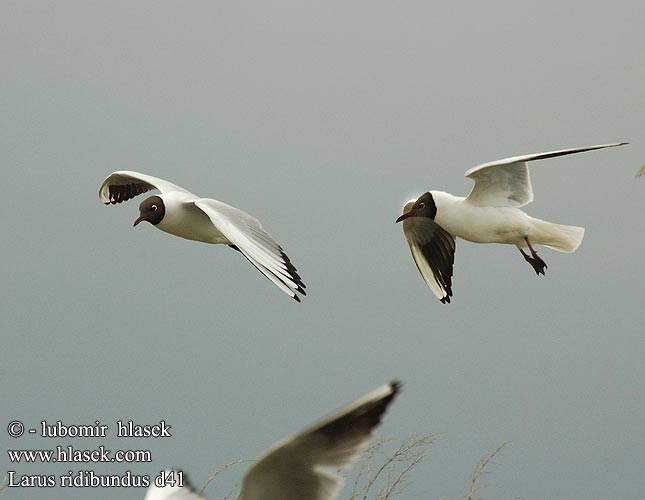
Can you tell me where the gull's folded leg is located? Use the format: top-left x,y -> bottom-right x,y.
519,236 -> 547,276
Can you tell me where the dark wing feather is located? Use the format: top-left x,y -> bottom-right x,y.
239,382 -> 400,500
403,217 -> 456,303
99,171 -> 192,204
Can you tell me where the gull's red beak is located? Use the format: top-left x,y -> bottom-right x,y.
133,216 -> 144,227
396,211 -> 415,223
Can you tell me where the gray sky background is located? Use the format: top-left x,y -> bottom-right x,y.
1,2 -> 644,499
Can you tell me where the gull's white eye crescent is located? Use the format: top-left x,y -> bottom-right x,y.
151,205 -> 157,211
417,203 -> 425,210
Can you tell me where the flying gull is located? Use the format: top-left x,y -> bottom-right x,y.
396,143 -> 627,303
99,171 -> 306,301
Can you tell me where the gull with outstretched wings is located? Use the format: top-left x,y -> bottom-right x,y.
99,171 -> 306,302
397,143 -> 627,303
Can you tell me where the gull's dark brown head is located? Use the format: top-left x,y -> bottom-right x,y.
396,192 -> 437,223
134,195 -> 165,227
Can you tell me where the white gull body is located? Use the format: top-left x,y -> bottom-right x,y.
411,190 -> 580,248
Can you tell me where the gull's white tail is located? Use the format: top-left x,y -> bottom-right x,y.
532,219 -> 585,253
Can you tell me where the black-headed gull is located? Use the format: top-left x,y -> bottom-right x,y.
143,382 -> 400,500
396,143 -> 627,303
99,171 -> 306,301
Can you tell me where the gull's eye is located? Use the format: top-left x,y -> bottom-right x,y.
151,204 -> 157,211
417,203 -> 425,210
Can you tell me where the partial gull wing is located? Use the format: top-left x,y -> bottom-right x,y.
99,171 -> 194,205
239,382 -> 400,500
464,143 -> 627,208
636,165 -> 645,178
402,216 -> 455,303
144,470 -> 204,500
194,199 -> 306,302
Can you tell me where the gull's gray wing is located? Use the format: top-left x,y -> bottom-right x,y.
99,171 -> 194,204
239,382 -> 400,500
464,143 -> 627,207
194,199 -> 306,302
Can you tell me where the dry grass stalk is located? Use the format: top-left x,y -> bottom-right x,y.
462,442 -> 508,500
348,434 -> 434,500
199,459 -> 255,495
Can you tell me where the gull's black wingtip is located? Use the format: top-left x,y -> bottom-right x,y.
280,250 -> 307,302
389,380 -> 403,395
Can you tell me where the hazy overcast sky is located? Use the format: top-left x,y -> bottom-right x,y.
2,2 -> 644,499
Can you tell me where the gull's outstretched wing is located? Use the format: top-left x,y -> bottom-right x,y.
194,199 -> 306,302
464,143 -> 627,208
99,171 -> 194,205
143,470 -> 205,500
402,216 -> 455,303
239,382 -> 400,500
